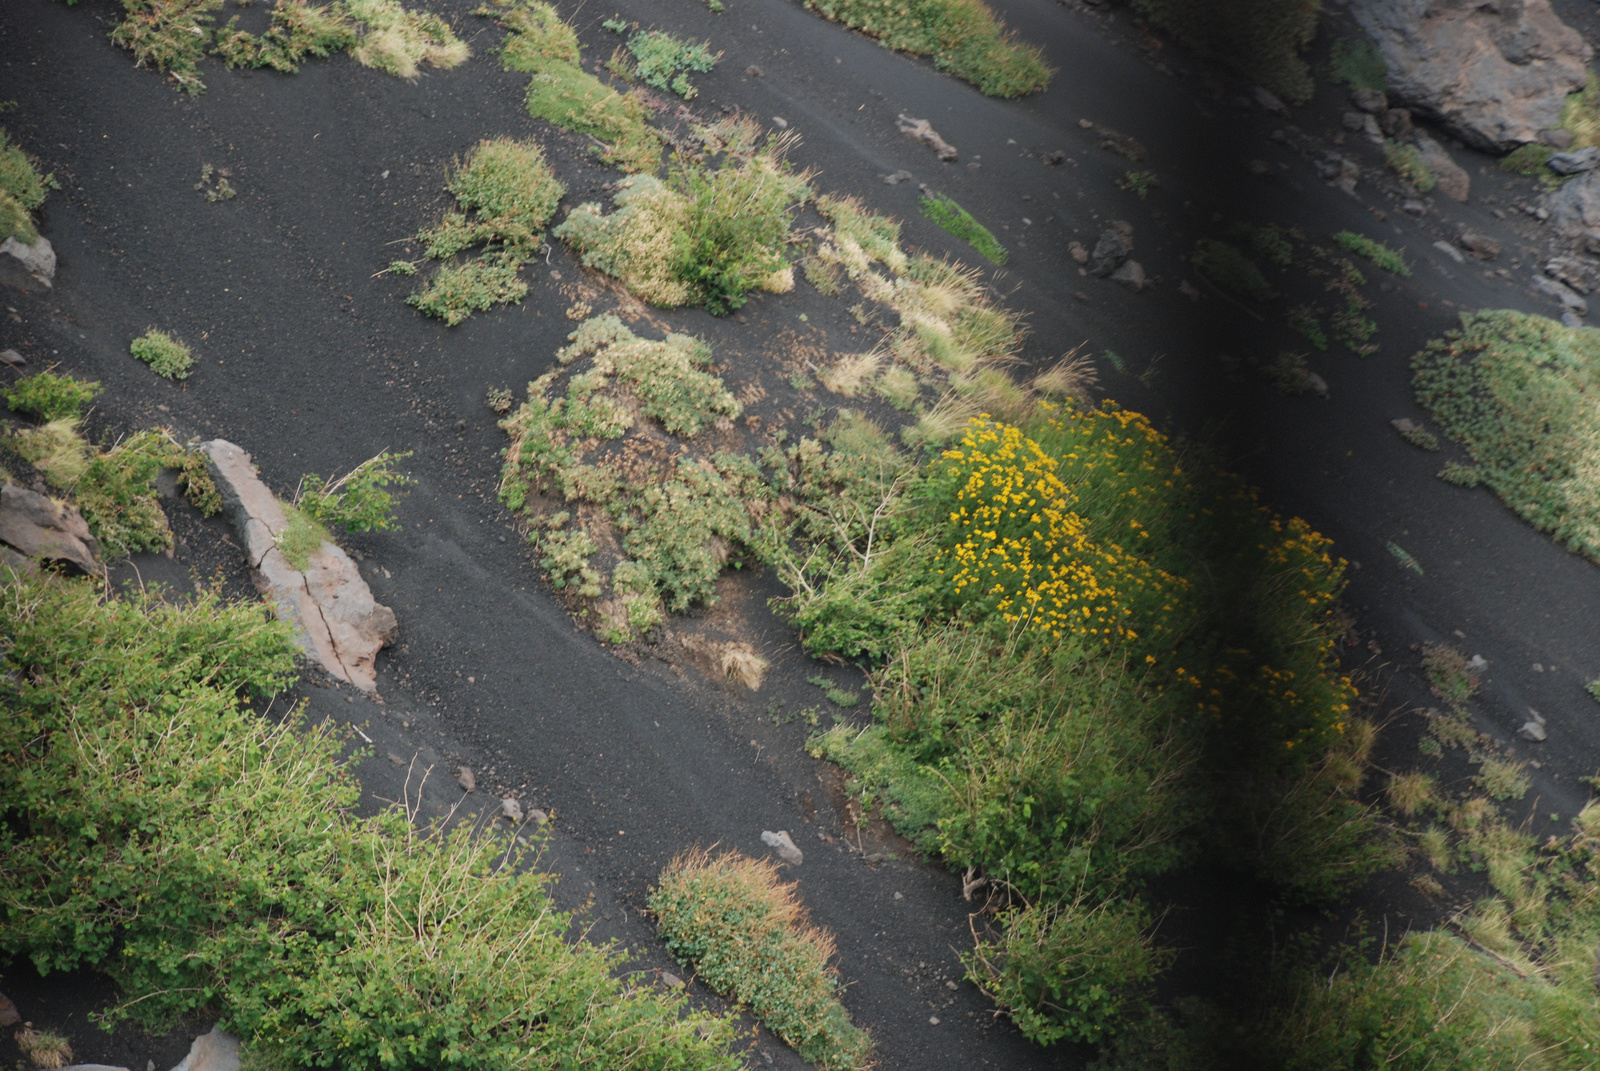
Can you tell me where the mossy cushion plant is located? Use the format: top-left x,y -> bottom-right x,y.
129,328 -> 195,379
650,848 -> 873,1071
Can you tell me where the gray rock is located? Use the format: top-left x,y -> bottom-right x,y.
1433,240 -> 1466,263
1067,240 -> 1089,264
1252,86 -> 1288,115
1342,110 -> 1369,132
881,170 -> 913,185
1350,0 -> 1591,151
1414,134 -> 1470,201
661,971 -> 685,988
1088,227 -> 1132,276
1316,152 -> 1361,193
1549,168 -> 1600,249
1545,254 -> 1595,291
896,114 -> 958,162
1518,709 -> 1548,742
1109,259 -> 1148,290
1543,127 -> 1575,148
1534,272 -> 1589,313
1563,310 -> 1585,327
1351,86 -> 1388,113
200,440 -> 396,692
0,348 -> 24,367
457,766 -> 476,793
1548,146 -> 1600,174
529,808 -> 550,825
0,235 -> 55,288
499,796 -> 523,823
1402,198 -> 1428,215
744,65 -> 762,77
1458,231 -> 1501,259
169,1028 -> 239,1071
1380,107 -> 1414,139
760,829 -> 804,865
0,484 -> 102,574
1306,371 -> 1330,398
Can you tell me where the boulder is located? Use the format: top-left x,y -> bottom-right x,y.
1458,231 -> 1501,259
1088,226 -> 1132,276
1110,259 -> 1148,290
200,440 -> 396,691
170,1028 -> 239,1071
1548,168 -> 1600,250
1415,133 -> 1471,201
1545,254 -> 1596,291
0,484 -> 102,573
1349,0 -> 1591,151
1380,107 -> 1415,139
760,830 -> 804,865
1548,146 -> 1600,174
0,235 -> 55,290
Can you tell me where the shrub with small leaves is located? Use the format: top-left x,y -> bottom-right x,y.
297,451 -> 413,533
4,371 -> 101,421
130,329 -> 195,379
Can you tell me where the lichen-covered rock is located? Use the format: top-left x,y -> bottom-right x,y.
1351,0 -> 1590,151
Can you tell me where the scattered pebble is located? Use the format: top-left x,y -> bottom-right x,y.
1469,654 -> 1489,670
548,270 -> 562,281
662,971 -> 685,988
457,766 -> 476,793
893,891 -> 904,900
745,65 -> 763,77
945,980 -> 958,990
387,753 -> 404,766
882,169 -> 914,185
1533,662 -> 1544,672
1519,710 -> 1548,742
928,1016 -> 940,1025
771,116 -> 789,129
500,797 -> 524,823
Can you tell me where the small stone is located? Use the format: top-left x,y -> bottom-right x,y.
0,348 -> 24,367
1305,371 -> 1329,398
771,116 -> 789,129
662,971 -> 685,988
745,65 -> 763,77
1534,272 -> 1589,314
1519,710 -> 1548,742
457,766 -> 476,793
946,980 -> 959,990
1380,107 -> 1414,139
548,270 -> 561,281
893,891 -> 904,900
1342,110 -> 1367,132
1109,259 -> 1147,290
387,753 -> 404,766
863,851 -> 885,864
760,829 -> 804,865
1088,227 -> 1132,276
1350,86 -> 1387,113
1402,199 -> 1427,216
881,169 -> 913,185
1533,662 -> 1544,672
1391,418 -> 1418,434
453,419 -> 467,432
1469,654 -> 1489,670
500,797 -> 524,823
1433,240 -> 1465,263
1042,150 -> 1066,165
1067,240 -> 1089,264
928,1015 -> 940,1025
1458,231 -> 1500,260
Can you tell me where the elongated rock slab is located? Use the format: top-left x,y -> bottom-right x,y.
201,439 -> 395,691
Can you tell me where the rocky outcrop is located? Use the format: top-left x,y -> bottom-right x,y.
0,484 -> 102,574
1350,0 -> 1591,152
201,440 -> 396,692
1548,168 -> 1600,250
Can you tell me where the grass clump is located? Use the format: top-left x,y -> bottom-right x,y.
0,570 -> 741,1071
1412,310 -> 1600,562
626,30 -> 717,99
1334,231 -> 1410,277
556,134 -> 811,314
345,0 -> 469,78
798,0 -> 1049,97
1130,0 -> 1318,105
651,848 -> 873,1071
129,328 -> 195,379
408,137 -> 564,325
1384,140 -> 1436,193
1328,36 -> 1386,91
919,192 -> 1008,265
214,1 -> 356,73
4,371 -> 101,421
0,127 -> 56,243
483,0 -> 662,173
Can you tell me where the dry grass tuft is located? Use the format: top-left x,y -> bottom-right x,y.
14,1027 -> 72,1071
719,642 -> 769,691
1386,771 -> 1437,817
1033,348 -> 1098,402
903,393 -> 979,448
10,418 -> 90,488
346,0 -> 469,78
817,352 -> 882,397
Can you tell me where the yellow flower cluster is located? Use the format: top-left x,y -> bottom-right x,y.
935,417 -> 1174,643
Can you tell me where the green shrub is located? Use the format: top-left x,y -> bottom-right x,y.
963,894 -> 1168,1046
651,848 -> 872,1071
1412,310 -> 1600,562
3,371 -> 101,421
1130,0 -> 1318,105
408,256 -> 526,325
1328,37 -> 1385,91
74,431 -> 181,559
1384,140 -> 1436,193
626,30 -> 717,99
296,450 -> 413,533
0,127 -> 54,243
214,1 -> 356,72
0,571 -> 740,1071
130,328 -> 196,379
1192,238 -> 1273,300
798,0 -> 1049,98
919,193 -> 1007,265
1334,230 -> 1410,277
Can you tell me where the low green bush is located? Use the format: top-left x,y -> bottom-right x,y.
651,849 -> 872,1071
1130,0 -> 1319,105
798,0 -> 1049,98
214,1 -> 356,72
626,30 -> 717,99
1334,230 -> 1409,277
1384,140 -> 1436,193
3,371 -> 101,421
0,571 -> 740,1071
129,328 -> 195,379
0,127 -> 55,243
919,192 -> 1007,265
296,450 -> 413,533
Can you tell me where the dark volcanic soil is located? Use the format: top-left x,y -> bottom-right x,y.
5,0 -> 1600,1068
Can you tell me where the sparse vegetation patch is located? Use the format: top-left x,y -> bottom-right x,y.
0,127 -> 55,243
129,327 -> 195,379
919,192 -> 1008,265
626,30 -> 717,99
1334,230 -> 1410,277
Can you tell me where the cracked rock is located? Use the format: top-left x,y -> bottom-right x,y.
0,484 -> 101,574
1549,146 -> 1600,174
201,440 -> 396,691
1534,272 -> 1589,314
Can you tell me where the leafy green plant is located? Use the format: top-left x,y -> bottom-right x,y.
214,1 -> 356,73
1328,37 -> 1385,90
3,371 -> 101,421
807,674 -> 860,707
1287,305 -> 1327,350
0,570 -> 740,1071
0,127 -> 55,243
1421,642 -> 1477,708
1438,461 -> 1482,487
296,450 -> 413,533
129,328 -> 196,379
626,30 -> 717,98
651,848 -> 873,1071
919,193 -> 1008,265
1192,239 -> 1272,300
535,524 -> 603,597
963,893 -> 1168,1045
1473,756 -> 1530,801
1334,231 -> 1410,277
796,0 -> 1049,97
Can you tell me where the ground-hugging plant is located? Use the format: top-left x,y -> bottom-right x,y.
796,0 -> 1049,97
1413,309 -> 1600,562
625,30 -> 717,99
3,371 -> 101,421
650,848 -> 872,1071
408,137 -> 565,325
482,0 -> 662,174
919,192 -> 1007,265
1333,230 -> 1410,277
129,327 -> 195,378
0,570 -> 741,1071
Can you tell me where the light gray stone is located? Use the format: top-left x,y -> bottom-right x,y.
895,114 -> 958,162
1548,146 -> 1600,174
1351,86 -> 1389,113
0,236 -> 55,288
1548,168 -> 1600,249
1433,240 -> 1466,263
760,829 -> 804,865
200,440 -> 396,691
1534,272 -> 1589,313
500,796 -> 523,822
1109,259 -> 1148,290
1350,0 -> 1591,151
169,1028 -> 239,1071
1414,134 -> 1470,201
0,348 -> 24,368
